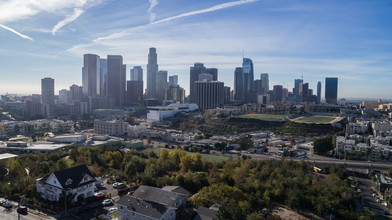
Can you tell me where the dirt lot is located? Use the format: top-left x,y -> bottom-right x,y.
272,206 -> 324,220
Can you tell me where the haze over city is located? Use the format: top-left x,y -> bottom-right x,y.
0,0 -> 391,99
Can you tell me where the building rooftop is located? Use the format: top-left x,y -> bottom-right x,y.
133,185 -> 185,207
117,195 -> 168,219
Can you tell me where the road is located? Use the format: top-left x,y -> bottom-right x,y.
348,168 -> 390,220
0,205 -> 54,220
242,152 -> 392,170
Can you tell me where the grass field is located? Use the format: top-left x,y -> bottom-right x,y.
292,115 -> 338,124
237,114 -> 286,120
143,148 -> 229,162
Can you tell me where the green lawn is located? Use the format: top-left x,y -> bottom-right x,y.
237,114 -> 286,120
293,115 -> 338,124
143,148 -> 229,162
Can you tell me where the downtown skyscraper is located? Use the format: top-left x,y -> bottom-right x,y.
41,77 -> 54,105
130,66 -> 143,81
317,81 -> 322,104
242,58 -> 255,103
107,55 -> 125,107
325,77 -> 338,104
146,48 -> 158,99
82,54 -> 100,97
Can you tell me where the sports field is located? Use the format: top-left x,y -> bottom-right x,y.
143,148 -> 229,162
237,114 -> 286,120
292,115 -> 339,124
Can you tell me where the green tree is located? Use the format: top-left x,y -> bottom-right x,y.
313,137 -> 333,154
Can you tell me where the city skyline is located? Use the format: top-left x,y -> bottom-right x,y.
1,0 -> 392,99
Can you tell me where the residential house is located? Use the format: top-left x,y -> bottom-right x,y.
117,185 -> 189,220
36,164 -> 96,202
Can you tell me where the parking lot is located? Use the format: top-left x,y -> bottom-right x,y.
66,177 -> 125,219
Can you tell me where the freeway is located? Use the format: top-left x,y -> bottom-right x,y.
242,152 -> 392,170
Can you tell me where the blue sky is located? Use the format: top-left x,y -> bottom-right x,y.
0,0 -> 391,99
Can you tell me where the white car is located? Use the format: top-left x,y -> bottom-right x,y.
108,207 -> 117,213
112,182 -> 119,188
94,192 -> 104,197
102,199 -> 113,206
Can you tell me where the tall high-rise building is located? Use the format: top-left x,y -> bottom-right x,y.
293,79 -> 303,95
130,66 -> 143,81
195,80 -> 224,110
41,77 -> 54,105
169,75 -> 178,86
205,68 -> 218,81
260,73 -> 269,95
126,81 -> 144,105
156,70 -> 168,103
299,83 -> 309,102
317,81 -> 321,104
234,67 -> 244,101
59,89 -> 71,104
147,48 -> 158,98
100,59 -> 107,97
82,54 -> 100,97
325,77 -> 338,104
242,58 -> 255,103
254,80 -> 263,96
107,55 -> 125,106
189,63 -> 206,103
164,85 -> 185,104
273,85 -> 283,102
224,86 -> 231,104
70,84 -> 83,100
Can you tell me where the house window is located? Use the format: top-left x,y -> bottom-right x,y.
65,178 -> 73,186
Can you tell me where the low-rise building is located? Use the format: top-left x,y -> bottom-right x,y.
346,121 -> 368,135
94,119 -> 130,136
36,164 -> 96,202
147,103 -> 198,123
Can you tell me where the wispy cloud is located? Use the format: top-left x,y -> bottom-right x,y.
0,24 -> 34,41
147,0 -> 159,23
68,0 -> 258,51
52,8 -> 84,35
153,0 -> 258,25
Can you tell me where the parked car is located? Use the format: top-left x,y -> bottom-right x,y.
94,192 -> 104,197
382,202 -> 388,207
17,206 -> 27,214
117,183 -> 126,188
102,199 -> 113,206
383,210 -> 389,215
2,202 -> 12,208
372,193 -> 376,197
0,199 -> 6,205
376,198 -> 381,203
108,207 -> 117,213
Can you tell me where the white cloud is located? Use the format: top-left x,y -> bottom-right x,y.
52,8 -> 84,35
152,0 -> 258,25
0,23 -> 34,41
68,0 -> 259,51
147,0 -> 159,23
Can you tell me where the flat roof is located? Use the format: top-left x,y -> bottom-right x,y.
0,153 -> 18,160
0,143 -> 68,151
